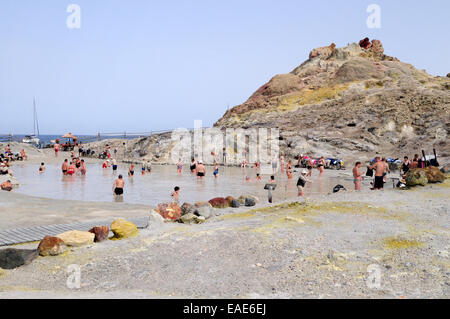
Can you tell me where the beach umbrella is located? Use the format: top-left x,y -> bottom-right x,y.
62,133 -> 77,139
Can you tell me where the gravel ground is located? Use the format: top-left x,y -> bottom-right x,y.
0,177 -> 448,298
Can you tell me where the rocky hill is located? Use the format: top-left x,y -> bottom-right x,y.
214,38 -> 450,160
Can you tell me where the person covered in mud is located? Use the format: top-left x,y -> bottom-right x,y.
171,186 -> 180,202
353,162 -> 363,191
1,179 -> 13,192
196,160 -> 206,179
297,170 -> 311,197
38,162 -> 46,173
368,157 -> 385,190
113,175 -> 125,196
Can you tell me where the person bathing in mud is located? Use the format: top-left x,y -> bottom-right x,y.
128,164 -> 135,177
38,162 -> 46,173
66,161 -> 76,176
286,160 -> 293,179
368,157 -> 384,190
213,162 -> 219,178
317,156 -> 326,177
113,175 -> 125,197
80,159 -> 87,175
171,186 -> 180,202
190,158 -> 197,173
297,170 -> 311,197
196,160 -> 206,179
177,159 -> 183,174
62,159 -> 69,175
353,162 -> 363,191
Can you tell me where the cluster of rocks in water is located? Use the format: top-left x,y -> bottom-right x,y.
0,218 -> 139,269
153,195 -> 259,225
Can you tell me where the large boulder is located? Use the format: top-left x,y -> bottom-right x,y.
209,197 -> 230,209
111,219 -> 139,239
0,248 -> 39,269
38,236 -> 66,256
424,166 -> 445,183
89,226 -> 110,242
181,202 -> 195,216
57,230 -> 95,247
405,169 -> 428,186
195,205 -> 214,219
155,202 -> 182,220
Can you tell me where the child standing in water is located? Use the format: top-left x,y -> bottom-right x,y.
177,159 -> 183,174
213,162 -> 219,178
171,186 -> 180,202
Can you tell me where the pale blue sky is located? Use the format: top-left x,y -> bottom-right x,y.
1,0 -> 449,134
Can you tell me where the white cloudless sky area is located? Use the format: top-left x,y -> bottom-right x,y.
0,0 -> 449,134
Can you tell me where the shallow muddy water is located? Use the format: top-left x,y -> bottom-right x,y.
12,162 -> 374,206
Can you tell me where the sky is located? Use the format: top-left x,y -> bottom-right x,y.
0,0 -> 449,135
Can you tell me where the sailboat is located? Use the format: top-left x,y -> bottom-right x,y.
22,97 -> 40,146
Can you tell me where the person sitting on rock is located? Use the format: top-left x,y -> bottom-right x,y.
0,180 -> 13,192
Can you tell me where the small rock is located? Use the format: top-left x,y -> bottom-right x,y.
111,219 -> 139,239
230,199 -> 240,208
245,198 -> 256,207
88,226 -> 110,242
57,230 -> 95,247
38,236 -> 66,256
0,248 -> 39,269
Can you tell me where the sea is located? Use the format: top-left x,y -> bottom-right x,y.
0,134 -> 143,147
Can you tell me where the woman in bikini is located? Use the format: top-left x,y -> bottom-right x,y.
317,156 -> 326,177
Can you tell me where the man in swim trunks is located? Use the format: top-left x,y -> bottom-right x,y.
196,160 -> 206,179
353,162 -> 363,191
62,159 -> 69,175
128,164 -> 135,177
368,157 -> 384,190
111,158 -> 118,171
113,175 -> 125,196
